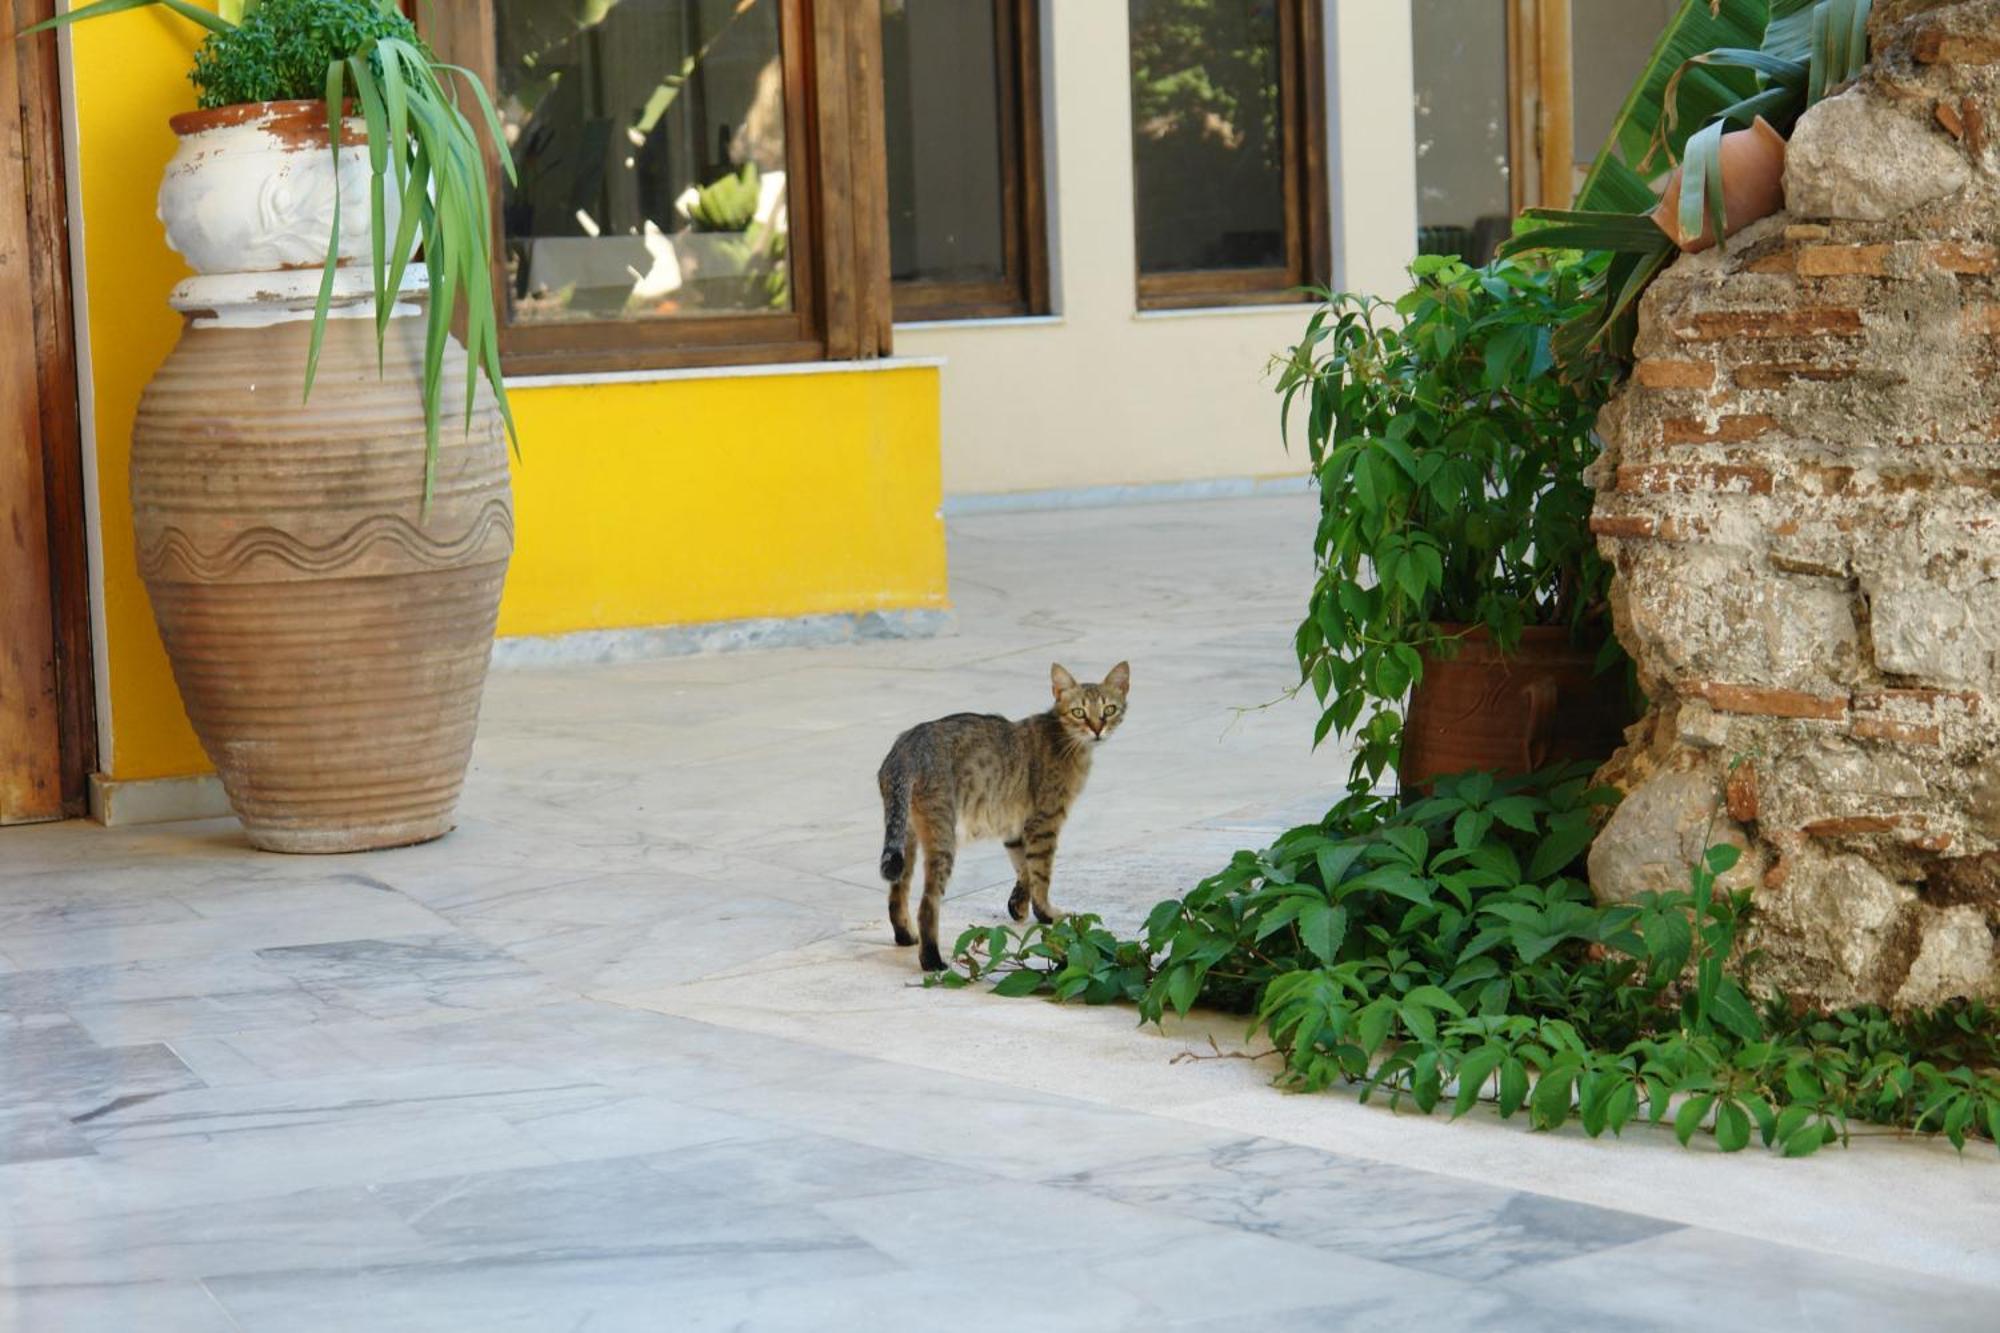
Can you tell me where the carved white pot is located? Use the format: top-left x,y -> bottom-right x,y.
159,99 -> 422,324
135,101 -> 511,853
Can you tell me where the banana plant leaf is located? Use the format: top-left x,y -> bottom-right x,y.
1575,0 -> 1771,211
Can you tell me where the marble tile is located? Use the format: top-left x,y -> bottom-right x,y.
251,932 -> 570,1023
0,1014 -> 204,1120
673,1057 -> 1245,1182
1055,1138 -> 1680,1281
0,1186 -> 424,1285
0,1106 -> 95,1164
641,1129 -> 992,1205
0,1280 -> 239,1332
1494,1226 -> 2000,1331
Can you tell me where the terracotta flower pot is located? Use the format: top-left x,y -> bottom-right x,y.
1397,625 -> 1634,792
1651,116 -> 1788,254
133,101 -> 512,853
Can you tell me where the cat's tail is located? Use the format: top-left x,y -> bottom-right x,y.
879,760 -> 912,881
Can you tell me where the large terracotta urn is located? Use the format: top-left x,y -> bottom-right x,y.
133,101 -> 512,853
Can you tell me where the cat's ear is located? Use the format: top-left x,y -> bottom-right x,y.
1051,663 -> 1078,697
1104,661 -> 1131,693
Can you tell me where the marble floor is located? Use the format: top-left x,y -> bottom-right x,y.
4,495 -> 1999,1331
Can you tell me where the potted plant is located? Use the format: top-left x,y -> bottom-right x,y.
20,0 -> 518,852
1274,253 -> 1633,792
1500,0 -> 1872,367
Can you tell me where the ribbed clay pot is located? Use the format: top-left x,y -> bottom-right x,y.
134,101 -> 512,853
1398,626 -> 1634,792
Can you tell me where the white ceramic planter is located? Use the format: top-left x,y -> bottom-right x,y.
158,99 -> 422,325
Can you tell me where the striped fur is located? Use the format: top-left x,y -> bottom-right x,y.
877,662 -> 1130,971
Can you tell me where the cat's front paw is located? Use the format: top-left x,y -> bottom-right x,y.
1006,884 -> 1031,922
919,944 -> 948,973
1033,903 -> 1061,926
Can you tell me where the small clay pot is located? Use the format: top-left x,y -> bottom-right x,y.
1651,116 -> 1788,253
1398,625 -> 1634,792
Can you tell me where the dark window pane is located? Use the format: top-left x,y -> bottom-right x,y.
493,0 -> 791,323
1129,0 -> 1286,275
882,0 -> 1008,286
1411,0 -> 1510,267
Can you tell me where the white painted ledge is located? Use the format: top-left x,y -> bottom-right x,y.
509,355 -> 945,391
89,772 -> 230,828
944,474 -> 1310,516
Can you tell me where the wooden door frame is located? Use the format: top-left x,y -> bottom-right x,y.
1505,0 -> 1575,215
2,0 -> 95,824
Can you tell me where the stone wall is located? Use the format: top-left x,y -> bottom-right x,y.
1587,0 -> 2000,1009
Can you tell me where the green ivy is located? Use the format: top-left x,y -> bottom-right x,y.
1273,255 -> 1626,786
190,0 -> 419,109
944,767 -> 2000,1157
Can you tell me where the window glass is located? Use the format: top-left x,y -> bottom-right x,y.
493,0 -> 791,323
1411,0 -> 1510,267
881,0 -> 1007,286
1128,0 -> 1287,275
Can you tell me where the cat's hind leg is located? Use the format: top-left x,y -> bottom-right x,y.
887,830 -> 918,946
915,800 -> 958,973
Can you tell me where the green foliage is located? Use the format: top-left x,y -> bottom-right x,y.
1273,255 -> 1625,786
1503,0 -> 1872,368
20,0 -> 518,506
685,163 -> 762,233
949,766 -> 2000,1157
189,0 -> 415,107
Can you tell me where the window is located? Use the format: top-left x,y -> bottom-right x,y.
1127,0 -> 1327,311
880,0 -> 1047,321
1412,0 -> 1514,266
429,0 -> 893,376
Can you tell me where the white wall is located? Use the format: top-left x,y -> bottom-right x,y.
897,0 -> 1417,498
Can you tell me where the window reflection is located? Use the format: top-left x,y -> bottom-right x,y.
494,0 -> 791,323
1411,0 -> 1510,267
1128,0 -> 1288,275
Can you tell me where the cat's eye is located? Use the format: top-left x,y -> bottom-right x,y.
1070,708 -> 1085,718
1104,705 -> 1119,717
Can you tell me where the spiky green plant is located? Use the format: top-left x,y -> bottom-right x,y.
1502,0 -> 1873,371
20,0 -> 517,506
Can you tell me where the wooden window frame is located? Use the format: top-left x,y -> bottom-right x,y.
1131,0 -> 1329,313
425,0 -> 892,378
886,0 -> 1049,324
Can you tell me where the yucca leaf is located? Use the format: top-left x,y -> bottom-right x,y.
21,0 -> 234,35
1691,47 -> 1808,86
346,53 -> 391,361
436,61 -> 519,186
1678,119 -> 1727,248
304,58 -> 347,405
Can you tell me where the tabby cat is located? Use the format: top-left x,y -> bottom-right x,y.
877,662 -> 1131,971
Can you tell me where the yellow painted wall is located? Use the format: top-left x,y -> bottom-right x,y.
66,13 -> 945,784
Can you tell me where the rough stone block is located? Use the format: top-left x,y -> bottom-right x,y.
1785,88 -> 1971,222
1866,581 -> 2000,686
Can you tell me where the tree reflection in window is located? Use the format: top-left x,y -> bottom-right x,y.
493,0 -> 791,322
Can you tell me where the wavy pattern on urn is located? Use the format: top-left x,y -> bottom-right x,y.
139,499 -> 515,582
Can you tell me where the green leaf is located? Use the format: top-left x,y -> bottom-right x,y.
991,968 -> 1046,998
1498,1057 -> 1530,1117
1452,1045 -> 1507,1118
1165,963 -> 1200,1016
1714,1100 -> 1752,1152
1299,903 -> 1350,965
1708,980 -> 1765,1042
1675,1093 -> 1716,1147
